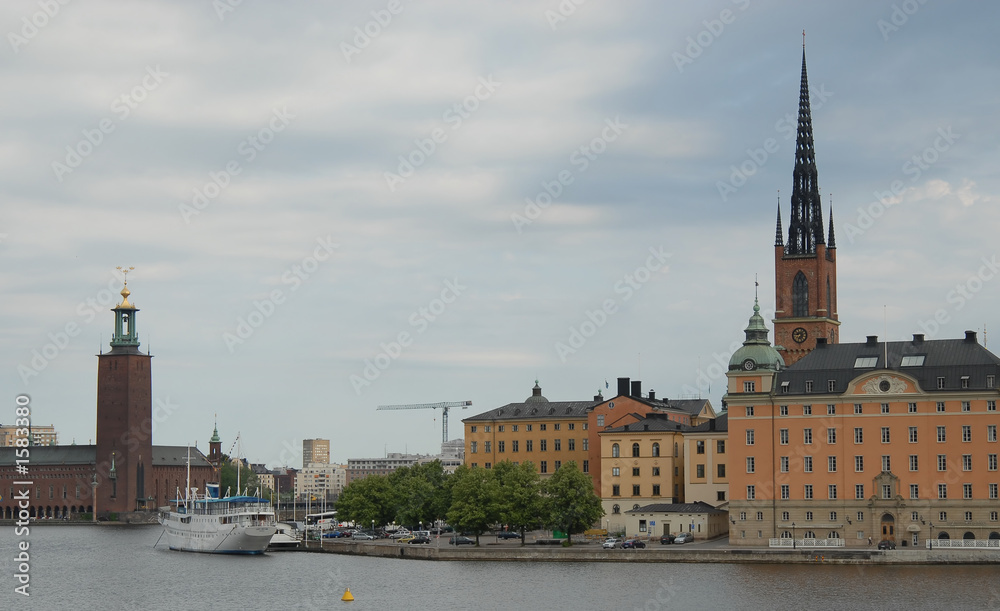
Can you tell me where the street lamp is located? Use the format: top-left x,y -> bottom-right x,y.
929,522 -> 934,548
372,519 -> 375,538
91,472 -> 98,524
791,522 -> 796,549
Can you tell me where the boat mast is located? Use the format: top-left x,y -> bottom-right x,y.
185,445 -> 191,511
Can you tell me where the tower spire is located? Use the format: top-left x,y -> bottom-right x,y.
774,192 -> 784,247
828,196 -> 836,249
785,44 -> 824,255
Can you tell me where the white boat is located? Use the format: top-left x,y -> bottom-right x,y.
269,522 -> 301,549
158,482 -> 277,554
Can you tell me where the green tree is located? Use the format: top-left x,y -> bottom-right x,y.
541,461 -> 604,546
389,462 -> 442,528
220,457 -> 258,497
336,474 -> 394,530
446,465 -> 499,545
493,460 -> 542,545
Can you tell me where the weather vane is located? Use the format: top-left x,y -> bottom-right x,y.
116,266 -> 135,285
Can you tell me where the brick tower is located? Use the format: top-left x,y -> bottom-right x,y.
773,46 -> 839,365
95,273 -> 154,513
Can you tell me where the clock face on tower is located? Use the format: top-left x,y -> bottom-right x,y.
792,327 -> 808,344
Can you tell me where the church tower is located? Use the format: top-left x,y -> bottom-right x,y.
95,271 -> 154,514
773,46 -> 839,365
209,422 -> 222,472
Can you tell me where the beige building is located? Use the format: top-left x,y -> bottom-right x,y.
295,462 -> 347,502
302,438 -> 330,467
624,502 -> 729,540
0,424 -> 58,447
683,413 -> 729,508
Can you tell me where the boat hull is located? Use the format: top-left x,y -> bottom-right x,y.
159,508 -> 276,555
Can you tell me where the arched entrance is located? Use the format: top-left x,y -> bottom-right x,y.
963,532 -> 975,540
989,532 -> 1000,540
880,513 -> 896,543
938,532 -> 950,540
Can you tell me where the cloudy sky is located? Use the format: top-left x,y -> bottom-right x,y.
3,0 -> 998,467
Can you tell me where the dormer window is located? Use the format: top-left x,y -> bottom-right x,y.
854,357 -> 878,368
900,355 -> 925,366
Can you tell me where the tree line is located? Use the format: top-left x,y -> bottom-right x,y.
335,460 -> 604,545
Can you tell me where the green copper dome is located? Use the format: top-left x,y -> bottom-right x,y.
210,424 -> 221,444
729,299 -> 785,371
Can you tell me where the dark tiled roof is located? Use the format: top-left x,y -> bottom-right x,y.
777,336 -> 1000,394
626,501 -> 726,515
602,418 -> 691,434
153,446 -> 213,468
0,445 -> 212,468
463,401 -> 599,422
688,413 -> 728,433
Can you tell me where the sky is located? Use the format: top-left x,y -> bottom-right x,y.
3,0 -> 998,468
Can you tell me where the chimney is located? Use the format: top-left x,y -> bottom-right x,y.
631,380 -> 642,397
816,337 -> 828,347
866,335 -> 878,346
648,389 -> 656,400
617,377 -> 630,398
913,334 -> 925,344
643,424 -> 649,431
965,330 -> 977,343
594,393 -> 604,402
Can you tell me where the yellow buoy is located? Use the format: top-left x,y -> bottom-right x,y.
342,588 -> 354,602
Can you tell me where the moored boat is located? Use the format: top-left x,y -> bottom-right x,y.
158,482 -> 276,554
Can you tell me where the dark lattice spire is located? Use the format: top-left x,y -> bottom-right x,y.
828,202 -> 836,249
774,196 -> 784,247
785,46 -> 825,255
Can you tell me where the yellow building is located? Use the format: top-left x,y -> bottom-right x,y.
683,413 -> 729,508
0,424 -> 58,447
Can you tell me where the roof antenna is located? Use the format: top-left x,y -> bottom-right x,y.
883,305 -> 888,368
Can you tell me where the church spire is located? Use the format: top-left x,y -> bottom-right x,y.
774,194 -> 784,247
828,200 -> 836,249
785,45 -> 825,255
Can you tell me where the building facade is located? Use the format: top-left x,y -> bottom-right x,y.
683,413 -> 729,508
0,424 -> 58,447
303,438 -> 330,467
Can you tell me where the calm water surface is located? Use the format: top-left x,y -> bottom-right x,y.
2,526 -> 998,610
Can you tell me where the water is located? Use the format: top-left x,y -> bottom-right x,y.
2,526 -> 999,610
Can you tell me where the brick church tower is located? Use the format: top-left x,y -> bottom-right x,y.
773,46 -> 840,366
95,274 -> 154,513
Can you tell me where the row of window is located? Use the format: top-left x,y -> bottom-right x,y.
469,422 -> 587,433
610,441 -> 679,458
694,464 -> 726,478
469,438 -> 587,453
747,482 -> 1000,501
739,509 -> 1000,524
765,453 -> 999,474
467,460 -> 590,473
695,440 -> 726,454
770,373 -> 997,394
611,466 -> 672,477
748,424 -> 998,445
746,400 -> 998,417
611,483 -> 675,497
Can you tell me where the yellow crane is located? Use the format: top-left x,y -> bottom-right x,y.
376,401 -> 472,443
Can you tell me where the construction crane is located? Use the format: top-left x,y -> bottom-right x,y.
376,401 -> 472,443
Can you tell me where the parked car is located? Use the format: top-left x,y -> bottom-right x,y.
389,530 -> 412,540
352,532 -> 375,540
397,535 -> 417,544
877,540 -> 896,550
497,531 -> 521,540
408,535 -> 431,544
602,538 -> 620,549
621,539 -> 646,549
449,536 -> 475,545
659,534 -> 675,545
673,532 -> 693,544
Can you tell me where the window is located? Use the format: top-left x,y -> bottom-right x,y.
526,440 -> 533,452
612,484 -> 619,496
568,439 -> 575,451
782,511 -> 790,521
611,443 -> 619,457
805,381 -> 814,393
939,511 -> 947,522
937,426 -> 946,442
631,443 -> 640,457
512,425 -> 518,432
652,484 -> 661,496
745,406 -> 755,417
526,424 -> 533,431
855,357 -> 878,368
962,401 -> 971,412
989,375 -> 996,389
696,464 -> 705,478
805,511 -> 813,521
829,485 -> 838,499
554,460 -> 561,471
485,425 -> 491,432
989,454 -> 998,471
938,455 -> 948,471
908,402 -> 917,413
632,485 -> 640,496
696,440 -> 705,454
803,429 -> 813,444
827,428 -> 837,444
746,430 -> 755,445
963,455 -> 972,471
612,467 -> 620,477
964,484 -> 973,500
881,403 -> 890,414
828,381 -> 836,393
961,376 -> 970,389
747,485 -> 756,500
568,423 -> 574,430
612,504 -> 620,514
938,484 -> 947,499
780,405 -> 788,416
909,427 -> 918,443
744,381 -> 756,393
937,377 -> 945,389
937,402 -> 946,413
803,405 -> 812,415
540,461 -> 547,474
540,439 -> 547,452
910,484 -> 919,499
632,467 -> 640,477
780,429 -> 789,445
882,455 -> 891,472
470,426 -> 477,433
717,464 -> 726,478
901,355 -> 925,366
780,456 -> 789,472
498,425 -> 505,432
498,441 -> 505,453
855,455 -> 864,472
651,442 -> 659,457
757,511 -> 764,521
990,401 -> 997,412
991,484 -> 998,500
470,441 -> 478,453
554,439 -> 561,452
739,512 -> 747,521
554,423 -> 561,430
804,456 -> 813,472
804,485 -> 813,499
746,457 -> 755,473
717,440 -> 726,453
539,424 -> 547,431
880,484 -> 892,499
993,511 -> 999,521
881,427 -> 890,443
828,456 -> 837,472
990,425 -> 997,442
909,455 -> 918,471
854,403 -> 863,414
583,438 -> 588,451
793,271 -> 809,316
781,484 -> 789,500
596,415 -> 604,427
484,441 -> 491,453
855,484 -> 865,500
829,512 -> 838,522
963,425 -> 972,442
583,460 -> 589,473
854,428 -> 863,444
